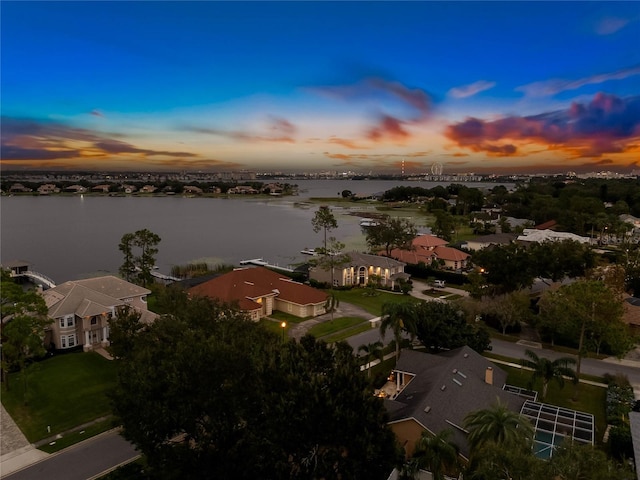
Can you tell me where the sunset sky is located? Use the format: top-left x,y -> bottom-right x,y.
2,1 -> 639,174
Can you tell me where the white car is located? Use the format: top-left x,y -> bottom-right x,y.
434,280 -> 446,288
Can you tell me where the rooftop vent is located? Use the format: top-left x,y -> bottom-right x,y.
458,371 -> 467,379
441,385 -> 446,391
452,369 -> 458,374
424,406 -> 431,413
452,378 -> 463,386
464,353 -> 469,358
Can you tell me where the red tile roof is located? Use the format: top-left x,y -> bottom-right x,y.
413,235 -> 448,248
433,246 -> 470,261
189,267 -> 327,311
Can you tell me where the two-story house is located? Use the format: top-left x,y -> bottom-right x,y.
42,276 -> 156,351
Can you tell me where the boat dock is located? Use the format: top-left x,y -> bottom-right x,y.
239,258 -> 294,272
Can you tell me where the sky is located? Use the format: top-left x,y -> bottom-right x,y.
1,1 -> 639,175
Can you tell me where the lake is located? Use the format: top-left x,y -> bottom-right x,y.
0,179 -> 512,283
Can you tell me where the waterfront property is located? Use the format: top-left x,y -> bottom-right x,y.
309,251 -> 409,289
42,276 -> 156,351
387,234 -> 471,271
189,266 -> 328,320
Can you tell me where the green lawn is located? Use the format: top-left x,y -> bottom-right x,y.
499,363 -> 607,444
267,311 -> 310,324
323,323 -> 374,343
308,317 -> 366,338
332,289 -> 420,316
1,351 -> 117,442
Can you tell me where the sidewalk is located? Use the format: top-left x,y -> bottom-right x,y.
0,403 -> 49,477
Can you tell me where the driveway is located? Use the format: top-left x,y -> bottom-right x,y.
288,302 -> 376,341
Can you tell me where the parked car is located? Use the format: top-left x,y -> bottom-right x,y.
434,280 -> 446,288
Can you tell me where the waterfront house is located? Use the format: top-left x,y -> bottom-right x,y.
309,251 -> 408,289
92,184 -> 111,193
42,276 -> 156,351
386,235 -> 470,271
189,266 -> 328,320
37,184 -> 59,195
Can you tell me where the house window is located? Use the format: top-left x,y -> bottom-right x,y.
59,318 -> 65,328
68,334 -> 76,347
66,317 -> 74,327
60,336 -> 67,348
91,317 -> 98,325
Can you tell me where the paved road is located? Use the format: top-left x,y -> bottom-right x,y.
4,430 -> 138,480
490,338 -> 640,386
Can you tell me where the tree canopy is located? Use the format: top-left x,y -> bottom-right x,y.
1,269 -> 50,391
118,228 -> 161,286
110,294 -> 402,479
365,215 -> 417,256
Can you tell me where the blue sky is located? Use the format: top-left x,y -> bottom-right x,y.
2,1 -> 639,174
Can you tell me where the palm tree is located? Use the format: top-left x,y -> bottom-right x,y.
358,341 -> 384,377
412,429 -> 460,480
521,349 -> 577,401
463,400 -> 534,455
380,302 -> 414,362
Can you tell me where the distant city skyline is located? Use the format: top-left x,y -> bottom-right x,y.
2,1 -> 639,174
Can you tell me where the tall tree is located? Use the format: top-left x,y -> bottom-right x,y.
0,270 -> 50,393
380,302 -> 414,362
311,205 -> 338,254
133,228 -> 161,287
118,229 -> 161,287
410,301 -> 491,354
520,349 -> 577,401
537,280 -> 627,398
366,215 -> 417,256
430,210 -> 456,242
488,291 -> 531,335
463,401 -> 534,455
118,232 -> 136,281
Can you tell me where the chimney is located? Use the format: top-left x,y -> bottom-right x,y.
485,366 -> 493,385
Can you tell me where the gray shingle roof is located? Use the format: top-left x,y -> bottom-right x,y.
386,347 -> 526,458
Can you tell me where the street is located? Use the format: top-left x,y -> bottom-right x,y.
5,430 -> 138,480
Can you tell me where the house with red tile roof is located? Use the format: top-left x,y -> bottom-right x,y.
387,235 -> 470,271
189,266 -> 328,321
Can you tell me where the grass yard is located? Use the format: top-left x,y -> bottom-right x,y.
1,351 -> 117,442
332,289 -> 420,316
499,363 -> 608,444
259,318 -> 290,337
323,323 -> 374,343
267,311 -> 310,324
308,317 -> 366,338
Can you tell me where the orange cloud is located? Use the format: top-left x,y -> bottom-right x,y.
445,92 -> 640,158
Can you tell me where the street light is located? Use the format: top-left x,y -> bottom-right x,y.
281,322 -> 286,341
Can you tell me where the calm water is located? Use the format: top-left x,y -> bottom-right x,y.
0,179 -> 512,283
